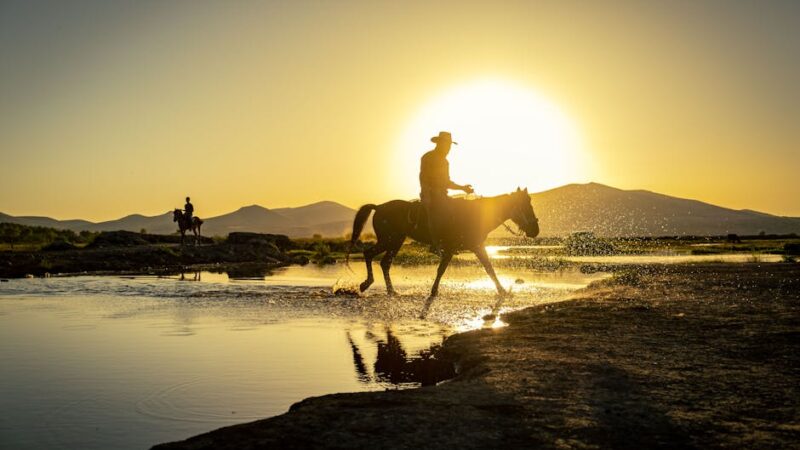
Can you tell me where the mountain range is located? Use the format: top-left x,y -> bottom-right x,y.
2,183 -> 799,237
530,183 -> 800,237
0,201 -> 358,238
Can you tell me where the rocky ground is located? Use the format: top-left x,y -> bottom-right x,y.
153,263 -> 800,449
0,231 -> 303,278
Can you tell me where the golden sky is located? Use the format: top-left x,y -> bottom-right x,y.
1,1 -> 798,221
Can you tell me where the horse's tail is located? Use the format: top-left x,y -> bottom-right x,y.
346,204 -> 377,266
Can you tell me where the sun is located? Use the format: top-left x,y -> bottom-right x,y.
394,79 -> 587,197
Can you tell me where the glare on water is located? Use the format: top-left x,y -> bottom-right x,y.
0,263 -> 604,450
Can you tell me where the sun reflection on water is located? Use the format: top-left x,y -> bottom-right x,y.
456,308 -> 510,332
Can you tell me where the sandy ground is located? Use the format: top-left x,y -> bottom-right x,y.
153,263 -> 800,449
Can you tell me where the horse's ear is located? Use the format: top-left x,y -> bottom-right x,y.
516,187 -> 520,192
524,187 -> 528,194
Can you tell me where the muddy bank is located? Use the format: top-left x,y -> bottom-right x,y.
0,231 -> 304,278
153,263 -> 800,449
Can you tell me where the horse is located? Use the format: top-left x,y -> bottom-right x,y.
173,209 -> 204,246
347,187 -> 539,300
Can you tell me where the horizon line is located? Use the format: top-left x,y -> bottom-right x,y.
2,182 -> 799,222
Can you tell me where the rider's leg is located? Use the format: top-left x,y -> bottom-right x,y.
422,191 -> 446,255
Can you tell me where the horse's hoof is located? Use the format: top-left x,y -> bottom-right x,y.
387,289 -> 398,297
359,282 -> 370,292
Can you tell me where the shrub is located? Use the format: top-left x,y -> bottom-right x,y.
784,243 -> 800,255
564,232 -> 615,256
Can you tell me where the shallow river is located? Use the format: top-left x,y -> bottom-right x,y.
0,263 -> 606,450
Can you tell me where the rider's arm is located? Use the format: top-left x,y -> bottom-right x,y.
449,181 -> 474,193
441,159 -> 473,193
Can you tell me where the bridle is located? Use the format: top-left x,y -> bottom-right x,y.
503,198 -> 538,238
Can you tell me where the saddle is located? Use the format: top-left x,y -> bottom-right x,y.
407,201 -> 427,229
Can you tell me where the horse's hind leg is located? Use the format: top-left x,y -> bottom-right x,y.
380,238 -> 404,296
360,241 -> 386,292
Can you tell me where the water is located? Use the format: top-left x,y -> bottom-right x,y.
481,245 -> 783,263
0,263 -> 605,450
557,254 -> 782,264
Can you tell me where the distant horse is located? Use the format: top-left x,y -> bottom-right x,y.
173,209 -> 203,246
347,188 -> 539,299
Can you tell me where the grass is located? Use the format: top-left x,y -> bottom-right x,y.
0,242 -> 92,252
393,243 -> 440,265
0,243 -> 42,252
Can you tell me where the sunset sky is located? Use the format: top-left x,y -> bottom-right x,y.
1,1 -> 798,221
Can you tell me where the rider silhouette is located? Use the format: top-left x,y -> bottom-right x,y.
184,197 -> 194,222
419,131 -> 473,253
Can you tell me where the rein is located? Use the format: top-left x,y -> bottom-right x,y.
500,194 -> 539,239
502,221 -> 528,238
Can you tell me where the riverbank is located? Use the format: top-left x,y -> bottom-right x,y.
0,231 -> 304,278
153,263 -> 800,449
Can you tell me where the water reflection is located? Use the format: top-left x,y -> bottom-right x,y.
346,332 -> 371,384
347,327 -> 455,387
178,271 -> 201,282
175,265 -> 274,282
224,264 -> 273,280
0,265 -> 605,450
420,286 -> 509,331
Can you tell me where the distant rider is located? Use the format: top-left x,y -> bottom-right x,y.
419,131 -> 473,254
184,196 -> 194,222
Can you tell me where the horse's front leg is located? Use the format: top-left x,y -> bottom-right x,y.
473,246 -> 507,296
428,250 -> 453,299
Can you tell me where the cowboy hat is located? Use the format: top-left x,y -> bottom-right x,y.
430,131 -> 458,145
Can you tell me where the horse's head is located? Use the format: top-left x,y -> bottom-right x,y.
173,209 -> 181,222
510,187 -> 539,238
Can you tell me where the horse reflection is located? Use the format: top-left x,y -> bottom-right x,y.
346,332 -> 371,384
346,328 -> 455,387
178,271 -> 201,282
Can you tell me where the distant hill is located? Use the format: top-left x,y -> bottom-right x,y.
91,213 -> 177,235
529,183 -> 800,237
200,202 -> 359,237
2,184 -> 799,237
0,201 -> 361,238
0,212 -> 95,231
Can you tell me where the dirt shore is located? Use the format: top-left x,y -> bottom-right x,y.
153,263 -> 800,449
